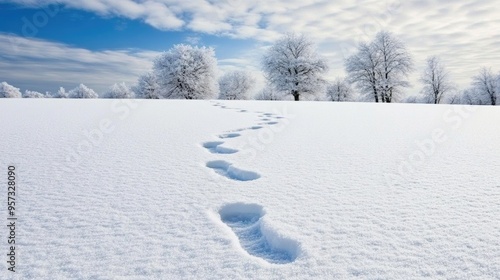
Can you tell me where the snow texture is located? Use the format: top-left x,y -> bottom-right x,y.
202,141 -> 238,154
218,203 -> 298,264
0,99 -> 499,279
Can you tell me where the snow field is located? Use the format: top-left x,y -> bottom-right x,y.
0,99 -> 499,279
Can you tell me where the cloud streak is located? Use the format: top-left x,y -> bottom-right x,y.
0,33 -> 160,93
1,0 -> 500,95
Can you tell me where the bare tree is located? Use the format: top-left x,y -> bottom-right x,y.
262,33 -> 328,101
345,43 -> 380,102
326,77 -> 353,102
372,31 -> 413,103
472,67 -> 498,105
345,31 -> 413,103
420,56 -> 454,104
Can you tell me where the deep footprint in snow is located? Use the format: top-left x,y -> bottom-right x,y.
219,133 -> 241,139
202,142 -> 238,154
206,160 -> 260,181
219,203 -> 299,264
249,126 -> 263,130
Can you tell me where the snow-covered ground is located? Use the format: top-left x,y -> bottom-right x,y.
1,99 -> 499,279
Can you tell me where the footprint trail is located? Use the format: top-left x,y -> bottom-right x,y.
218,203 -> 299,264
206,160 -> 260,181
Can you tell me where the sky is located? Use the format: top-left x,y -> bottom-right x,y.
0,0 -> 499,97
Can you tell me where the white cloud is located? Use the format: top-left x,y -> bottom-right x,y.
184,35 -> 201,45
2,0 -> 500,95
0,33 -> 160,93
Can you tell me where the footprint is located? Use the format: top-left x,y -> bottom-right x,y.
218,203 -> 299,264
260,118 -> 271,121
202,142 -> 238,154
266,122 -> 278,125
263,113 -> 274,117
249,126 -> 263,130
206,160 -> 260,181
239,110 -> 248,113
219,133 -> 241,139
228,128 -> 247,132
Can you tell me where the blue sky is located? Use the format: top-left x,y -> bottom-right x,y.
0,0 -> 499,96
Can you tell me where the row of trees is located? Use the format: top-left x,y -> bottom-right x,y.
0,82 -> 125,99
260,31 -> 499,105
131,31 -> 500,105
1,31 -> 499,105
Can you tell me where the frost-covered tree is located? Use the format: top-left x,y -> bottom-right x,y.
472,67 -> 498,105
262,33 -> 328,101
420,56 -> 454,104
326,78 -> 353,102
23,90 -> 48,98
461,87 -> 487,105
135,72 -> 160,99
0,82 -> 22,98
218,71 -> 255,100
345,43 -> 380,102
154,44 -> 218,99
102,82 -> 135,99
53,87 -> 69,98
372,31 -> 413,103
254,85 -> 284,101
346,31 -> 413,103
68,84 -> 99,98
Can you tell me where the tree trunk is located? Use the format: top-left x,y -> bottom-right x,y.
292,90 -> 299,101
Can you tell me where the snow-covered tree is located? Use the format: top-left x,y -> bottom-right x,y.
472,67 -> 498,105
326,78 -> 353,102
262,33 -> 328,101
135,72 -> 160,99
461,87 -> 487,105
254,85 -> 285,101
372,31 -> 413,103
23,90 -> 48,98
346,31 -> 413,103
420,56 -> 454,104
0,82 -> 22,98
68,84 -> 99,99
345,42 -> 380,102
218,71 -> 255,100
102,82 -> 135,99
53,87 -> 69,98
154,44 -> 218,99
